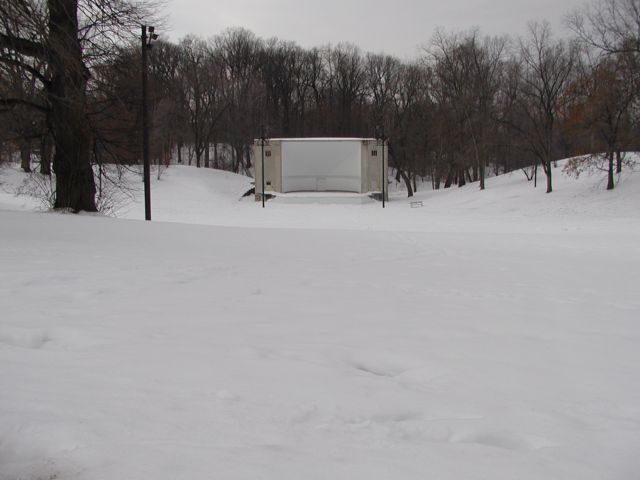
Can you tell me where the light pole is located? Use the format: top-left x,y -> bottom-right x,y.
141,25 -> 158,221
260,125 -> 266,208
377,127 -> 386,208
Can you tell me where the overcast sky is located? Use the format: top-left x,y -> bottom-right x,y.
161,0 -> 584,58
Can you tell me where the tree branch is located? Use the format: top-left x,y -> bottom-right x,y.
0,98 -> 49,113
0,32 -> 46,59
0,56 -> 49,85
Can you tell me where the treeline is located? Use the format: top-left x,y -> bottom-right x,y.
1,0 -> 639,210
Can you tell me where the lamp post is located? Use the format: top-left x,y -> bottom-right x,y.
377,127 -> 386,208
141,25 -> 158,221
260,125 -> 266,208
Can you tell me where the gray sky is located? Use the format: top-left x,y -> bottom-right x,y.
162,0 -> 584,58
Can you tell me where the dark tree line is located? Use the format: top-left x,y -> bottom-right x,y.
1,0 -> 639,211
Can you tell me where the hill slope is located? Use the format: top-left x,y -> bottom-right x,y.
2,158 -> 639,231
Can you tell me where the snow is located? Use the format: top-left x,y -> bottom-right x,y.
1,159 -> 639,480
268,137 -> 376,142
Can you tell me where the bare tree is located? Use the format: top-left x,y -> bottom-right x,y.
564,54 -> 637,188
429,30 -> 507,190
566,0 -> 640,185
147,40 -> 188,173
0,0 -> 155,211
260,39 -> 307,137
0,54 -> 47,173
389,62 -> 430,196
216,27 -> 263,174
177,36 -> 227,169
517,22 -> 579,193
327,44 -> 367,136
567,0 -> 640,55
365,52 -> 399,133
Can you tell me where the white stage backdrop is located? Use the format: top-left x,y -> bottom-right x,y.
281,140 -> 361,193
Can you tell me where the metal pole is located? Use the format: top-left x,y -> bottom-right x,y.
261,125 -> 265,208
381,129 -> 386,208
141,25 -> 151,221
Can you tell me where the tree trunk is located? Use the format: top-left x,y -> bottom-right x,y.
20,141 -> 31,173
458,165 -> 466,187
244,145 -> 252,175
545,159 -> 552,193
177,142 -> 182,164
213,142 -> 219,169
234,145 -> 242,173
40,134 -> 52,175
444,165 -> 455,188
49,0 -> 96,212
616,150 -> 622,174
607,150 -> 615,190
204,142 -> 210,168
397,168 -> 413,197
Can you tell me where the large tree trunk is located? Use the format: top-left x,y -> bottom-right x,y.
204,142 -> 210,168
49,0 -> 96,212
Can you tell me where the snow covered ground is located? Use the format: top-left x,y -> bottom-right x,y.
1,160 -> 639,479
